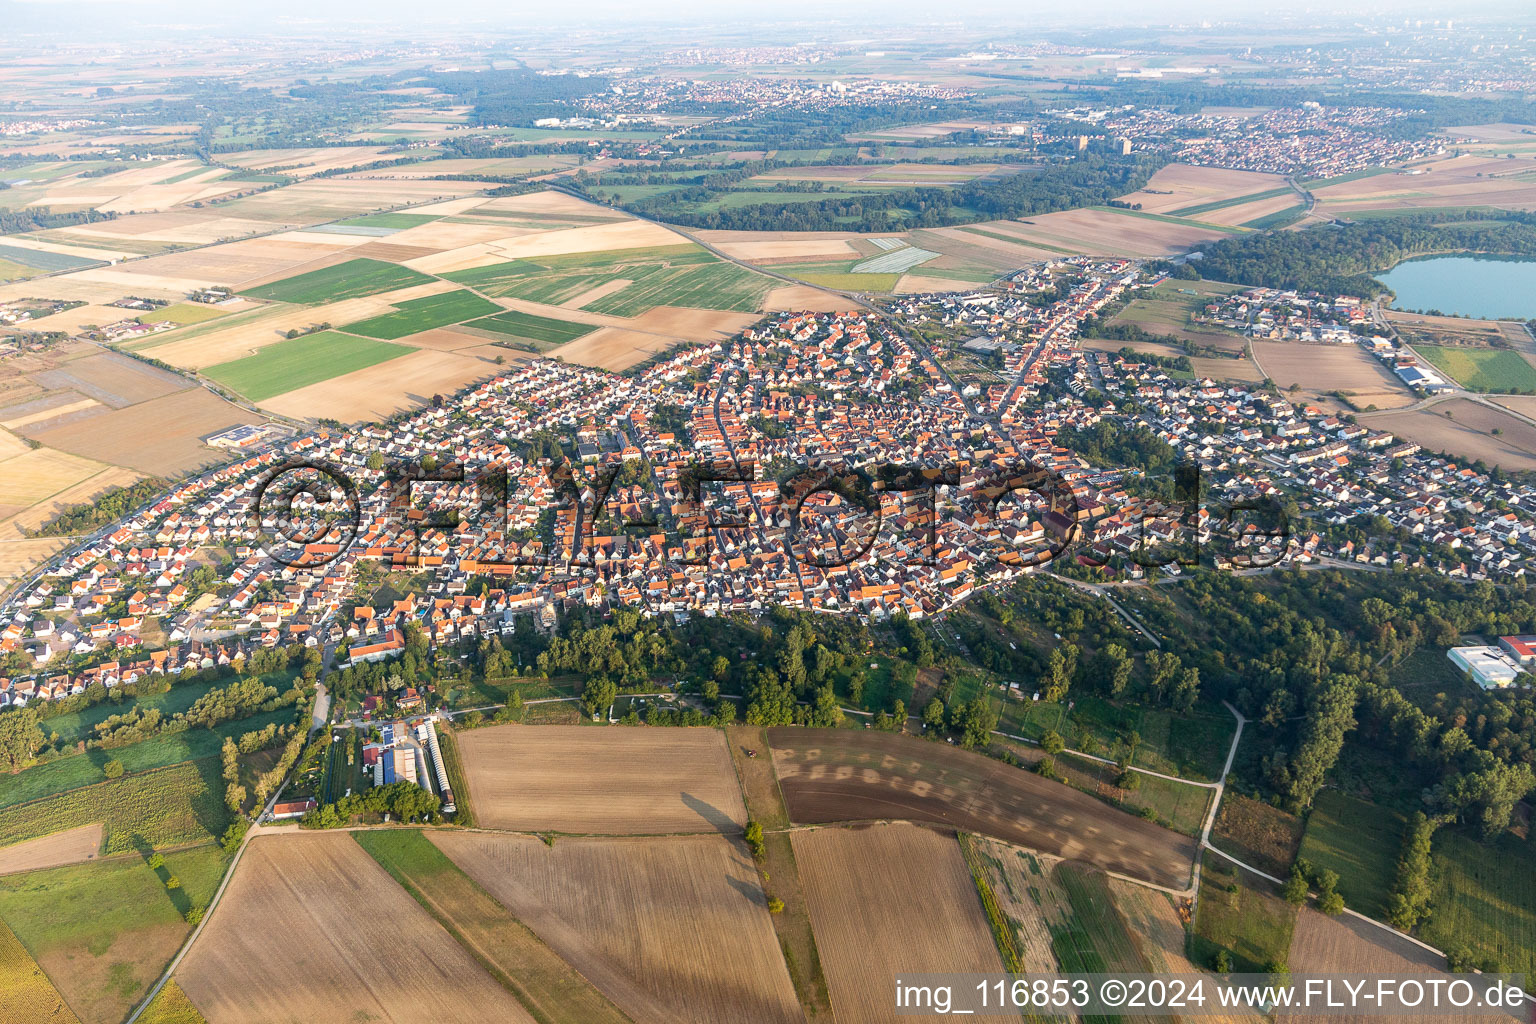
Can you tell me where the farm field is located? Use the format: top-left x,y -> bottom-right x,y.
455,724 -> 747,834
1121,163 -> 1294,216
1295,791 -> 1405,921
0,446 -> 119,522
353,830 -> 629,1024
136,980 -> 207,1024
179,833 -> 533,1024
1014,749 -> 1213,837
1310,156 -> 1536,215
255,346 -> 500,422
338,289 -> 501,339
791,823 -> 1006,1024
0,916 -> 82,1024
767,728 -> 1197,890
443,246 -> 772,316
202,330 -> 410,401
239,257 -> 433,304
0,758 -> 228,854
1249,341 -> 1416,412
0,825 -> 102,877
990,205 -> 1231,257
1419,830 -> 1536,978
433,830 -> 801,1024
1282,909 -> 1506,1024
0,845 -> 226,1024
465,308 -> 597,349
1385,309 -> 1532,353
0,707 -> 293,811
1364,401 -> 1536,471
726,724 -> 832,1020
27,388 -> 261,477
1414,344 -> 1536,392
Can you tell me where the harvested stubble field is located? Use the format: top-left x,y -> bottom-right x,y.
1248,341 -> 1416,411
1121,163 -> 1292,215
1287,909 -> 1522,1024
354,830 -> 628,1024
29,389 -> 261,477
433,831 -> 800,1024
793,823 -> 1004,1023
768,728 -> 1196,890
0,825 -> 102,877
455,724 -> 746,834
1364,402 -> 1536,471
0,916 -> 82,1024
179,833 -> 533,1024
0,446 -> 118,522
998,206 -> 1230,257
32,351 -> 186,408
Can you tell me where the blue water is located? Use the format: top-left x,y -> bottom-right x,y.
1376,255 -> 1536,320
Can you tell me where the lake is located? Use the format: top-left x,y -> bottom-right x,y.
1376,254 -> 1536,320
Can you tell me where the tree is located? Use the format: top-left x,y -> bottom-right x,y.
148,853 -> 165,870
1274,678 -> 1357,812
1214,950 -> 1232,973
889,698 -> 906,732
745,821 -> 765,859
1101,643 -> 1133,696
1282,867 -> 1309,906
581,675 -> 618,717
366,451 -> 384,472
1319,889 -> 1346,916
1387,812 -> 1437,930
922,698 -> 946,731
0,707 -> 44,772
956,698 -> 997,750
165,876 -> 181,891
103,759 -> 124,779
1041,730 -> 1065,755
767,896 -> 785,914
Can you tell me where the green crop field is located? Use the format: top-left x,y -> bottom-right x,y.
339,289 -> 500,339
1420,830 -> 1536,977
336,212 -> 440,230
776,261 -> 899,293
1414,345 -> 1536,393
465,309 -> 596,348
0,708 -> 295,811
239,258 -> 433,304
203,330 -> 410,400
444,245 -> 770,316
0,759 -> 229,853
0,846 -> 227,1024
1049,863 -> 1148,975
1296,790 -> 1405,920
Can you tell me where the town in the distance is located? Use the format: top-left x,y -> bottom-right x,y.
0,3 -> 1534,1023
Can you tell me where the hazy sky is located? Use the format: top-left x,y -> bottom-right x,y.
1,0 -> 1531,39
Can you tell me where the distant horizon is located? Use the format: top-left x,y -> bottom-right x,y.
1,0 -> 1534,42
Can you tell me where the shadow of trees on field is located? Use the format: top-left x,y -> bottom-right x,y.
681,791 -> 737,833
